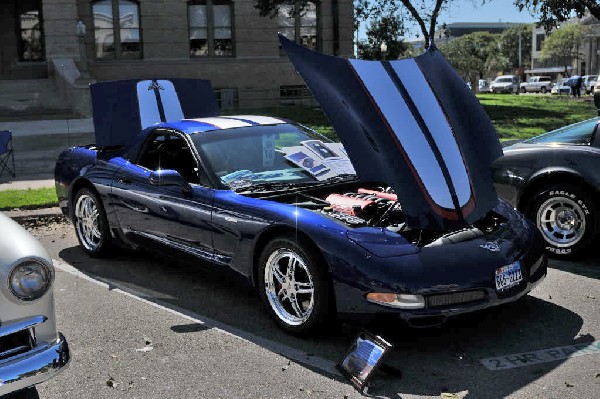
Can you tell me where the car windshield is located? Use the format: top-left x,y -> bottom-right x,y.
495,78 -> 513,83
525,118 -> 599,145
191,123 -> 356,189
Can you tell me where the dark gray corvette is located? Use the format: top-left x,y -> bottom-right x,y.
492,117 -> 600,258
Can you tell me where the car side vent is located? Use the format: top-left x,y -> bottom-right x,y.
426,290 -> 487,308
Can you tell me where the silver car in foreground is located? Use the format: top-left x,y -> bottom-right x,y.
0,212 -> 69,397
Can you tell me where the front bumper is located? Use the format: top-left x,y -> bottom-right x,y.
340,254 -> 547,327
0,333 -> 70,396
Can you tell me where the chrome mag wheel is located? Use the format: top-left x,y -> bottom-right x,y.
264,249 -> 315,326
537,196 -> 586,248
75,193 -> 102,252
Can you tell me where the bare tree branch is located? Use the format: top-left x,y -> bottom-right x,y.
398,0 -> 430,46
428,0 -> 445,46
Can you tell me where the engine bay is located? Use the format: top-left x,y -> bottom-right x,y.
266,182 -> 508,247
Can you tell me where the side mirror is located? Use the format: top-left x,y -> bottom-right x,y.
149,169 -> 190,190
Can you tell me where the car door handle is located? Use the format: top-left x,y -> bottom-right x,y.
118,178 -> 132,185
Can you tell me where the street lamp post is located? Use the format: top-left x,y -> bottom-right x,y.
380,42 -> 388,60
76,21 -> 92,84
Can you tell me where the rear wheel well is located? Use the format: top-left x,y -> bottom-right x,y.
518,173 -> 596,213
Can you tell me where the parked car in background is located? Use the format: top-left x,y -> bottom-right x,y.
582,75 -> 598,94
478,79 -> 491,93
551,78 -> 571,95
520,76 -> 552,93
493,118 -> 600,258
490,75 -> 519,94
0,212 -> 70,398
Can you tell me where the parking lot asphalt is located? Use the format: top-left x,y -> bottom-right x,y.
25,216 -> 600,399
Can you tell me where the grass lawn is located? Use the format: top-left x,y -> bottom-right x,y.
477,94 -> 597,140
0,187 -> 58,211
237,94 -> 597,141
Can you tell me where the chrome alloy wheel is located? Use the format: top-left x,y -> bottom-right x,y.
264,249 -> 315,326
75,194 -> 102,252
537,196 -> 586,248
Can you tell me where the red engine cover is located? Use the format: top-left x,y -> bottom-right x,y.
325,194 -> 373,216
357,188 -> 398,201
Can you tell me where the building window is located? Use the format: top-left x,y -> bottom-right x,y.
189,1 -> 233,57
18,3 -> 44,61
277,1 -> 319,55
280,84 -> 312,105
535,33 -> 545,52
214,88 -> 238,110
92,0 -> 142,59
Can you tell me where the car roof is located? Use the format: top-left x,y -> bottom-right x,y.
158,115 -> 289,135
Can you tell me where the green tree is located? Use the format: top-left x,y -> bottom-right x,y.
498,24 -> 533,69
514,0 -> 600,31
357,15 -> 409,60
439,32 -> 507,83
540,24 -> 590,74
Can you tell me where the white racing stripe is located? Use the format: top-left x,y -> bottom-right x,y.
348,59 -> 455,210
221,115 -> 287,125
183,117 -> 253,129
52,259 -> 341,378
157,80 -> 184,122
136,80 -> 162,129
481,341 -> 600,370
392,60 -> 472,207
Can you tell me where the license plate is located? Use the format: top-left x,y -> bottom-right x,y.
495,261 -> 523,291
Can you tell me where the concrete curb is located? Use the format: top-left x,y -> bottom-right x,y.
4,207 -> 65,223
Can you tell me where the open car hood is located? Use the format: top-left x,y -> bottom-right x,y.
280,35 -> 503,231
90,78 -> 220,148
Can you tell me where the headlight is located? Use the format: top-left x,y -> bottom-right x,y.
9,259 -> 53,301
367,292 -> 425,309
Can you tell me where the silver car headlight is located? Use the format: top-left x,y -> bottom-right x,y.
8,258 -> 53,301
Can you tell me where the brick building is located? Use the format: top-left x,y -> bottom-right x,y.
0,0 -> 354,118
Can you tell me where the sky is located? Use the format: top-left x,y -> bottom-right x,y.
361,0 -> 540,40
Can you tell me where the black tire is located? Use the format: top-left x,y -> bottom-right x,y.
541,86 -> 547,94
258,235 -> 333,335
527,185 -> 597,258
520,87 -> 526,93
72,187 -> 113,257
2,387 -> 39,399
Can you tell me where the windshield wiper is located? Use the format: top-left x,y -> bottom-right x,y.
320,174 -> 359,184
234,181 -> 311,193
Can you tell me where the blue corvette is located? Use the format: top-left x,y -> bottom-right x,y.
55,37 -> 546,334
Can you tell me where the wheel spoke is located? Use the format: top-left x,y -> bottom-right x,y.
272,265 -> 285,284
296,281 -> 313,295
286,256 -> 296,278
288,295 -> 304,318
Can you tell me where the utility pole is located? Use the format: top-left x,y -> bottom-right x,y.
518,30 -> 522,68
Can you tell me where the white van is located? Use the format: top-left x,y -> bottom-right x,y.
490,75 -> 519,94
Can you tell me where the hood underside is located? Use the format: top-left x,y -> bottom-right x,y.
279,35 -> 503,231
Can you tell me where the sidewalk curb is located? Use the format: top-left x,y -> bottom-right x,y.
4,207 -> 66,223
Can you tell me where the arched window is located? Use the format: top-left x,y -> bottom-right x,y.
92,0 -> 142,59
277,1 -> 319,54
188,0 -> 234,57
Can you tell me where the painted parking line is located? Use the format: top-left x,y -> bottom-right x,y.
52,259 -> 342,378
481,341 -> 600,370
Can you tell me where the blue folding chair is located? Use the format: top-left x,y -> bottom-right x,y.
0,130 -> 16,179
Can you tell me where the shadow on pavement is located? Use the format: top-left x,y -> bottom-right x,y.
59,245 -> 588,399
549,255 -> 600,281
